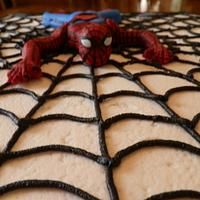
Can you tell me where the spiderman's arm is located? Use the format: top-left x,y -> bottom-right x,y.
106,19 -> 175,65
8,23 -> 68,84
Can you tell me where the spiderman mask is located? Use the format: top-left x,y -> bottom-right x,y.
74,23 -> 112,67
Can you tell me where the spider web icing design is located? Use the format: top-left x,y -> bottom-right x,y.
0,13 -> 200,200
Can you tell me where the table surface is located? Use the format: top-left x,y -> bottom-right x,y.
0,0 -> 200,17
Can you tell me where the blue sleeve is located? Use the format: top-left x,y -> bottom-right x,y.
42,11 -> 82,28
42,9 -> 121,28
98,9 -> 121,23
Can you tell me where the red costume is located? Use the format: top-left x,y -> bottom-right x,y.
8,19 -> 175,84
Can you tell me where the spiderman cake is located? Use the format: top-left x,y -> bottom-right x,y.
0,10 -> 200,200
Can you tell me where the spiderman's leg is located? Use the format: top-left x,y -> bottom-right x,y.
106,19 -> 175,65
119,29 -> 175,65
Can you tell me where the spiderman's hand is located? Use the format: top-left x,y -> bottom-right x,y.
143,44 -> 175,65
7,59 -> 42,84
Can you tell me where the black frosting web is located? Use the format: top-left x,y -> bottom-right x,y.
0,13 -> 200,200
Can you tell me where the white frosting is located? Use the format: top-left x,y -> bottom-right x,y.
13,120 -> 100,155
42,62 -> 63,76
168,91 -> 200,120
110,54 -> 130,62
1,49 -> 20,57
124,63 -> 161,73
100,95 -> 169,120
9,77 -> 52,96
0,14 -> 200,200
0,93 -> 36,118
33,95 -> 95,119
140,74 -> 194,95
194,72 -> 200,81
114,148 -> 200,200
177,53 -> 200,63
163,62 -> 197,74
52,78 -> 92,95
97,76 -> 143,95
106,119 -> 200,157
173,29 -> 194,36
0,115 -> 17,151
63,64 -> 90,75
0,153 -> 108,200
0,188 -> 82,200
95,64 -> 121,75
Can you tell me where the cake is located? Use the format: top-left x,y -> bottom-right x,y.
0,12 -> 200,200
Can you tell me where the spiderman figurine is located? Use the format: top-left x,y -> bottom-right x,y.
8,10 -> 175,84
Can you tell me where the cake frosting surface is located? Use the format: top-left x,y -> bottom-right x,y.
0,12 -> 200,200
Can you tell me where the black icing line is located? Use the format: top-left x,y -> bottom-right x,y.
172,48 -> 199,55
176,57 -> 200,67
0,108 -> 19,125
90,66 -> 119,200
1,52 -> 22,59
0,82 -> 10,91
165,85 -> 200,99
0,46 -> 20,50
103,113 -> 190,129
0,180 -> 100,200
98,90 -> 163,102
0,58 -> 21,69
169,42 -> 197,47
90,66 -> 109,157
0,145 -> 103,165
59,73 -> 92,82
32,114 -> 97,124
45,58 -> 66,65
42,72 -> 56,81
96,72 -> 124,79
187,67 -> 200,77
0,88 -> 39,101
133,70 -> 200,87
192,113 -> 200,127
112,139 -> 200,167
185,37 -> 200,45
146,190 -> 200,200
4,126 -> 29,152
105,167 -> 119,200
0,58 -> 14,69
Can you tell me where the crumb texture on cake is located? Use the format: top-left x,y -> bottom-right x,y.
0,13 -> 200,200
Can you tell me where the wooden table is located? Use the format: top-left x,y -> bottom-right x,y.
1,0 -> 200,17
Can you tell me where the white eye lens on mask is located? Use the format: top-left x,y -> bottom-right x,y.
81,38 -> 92,48
104,37 -> 112,46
